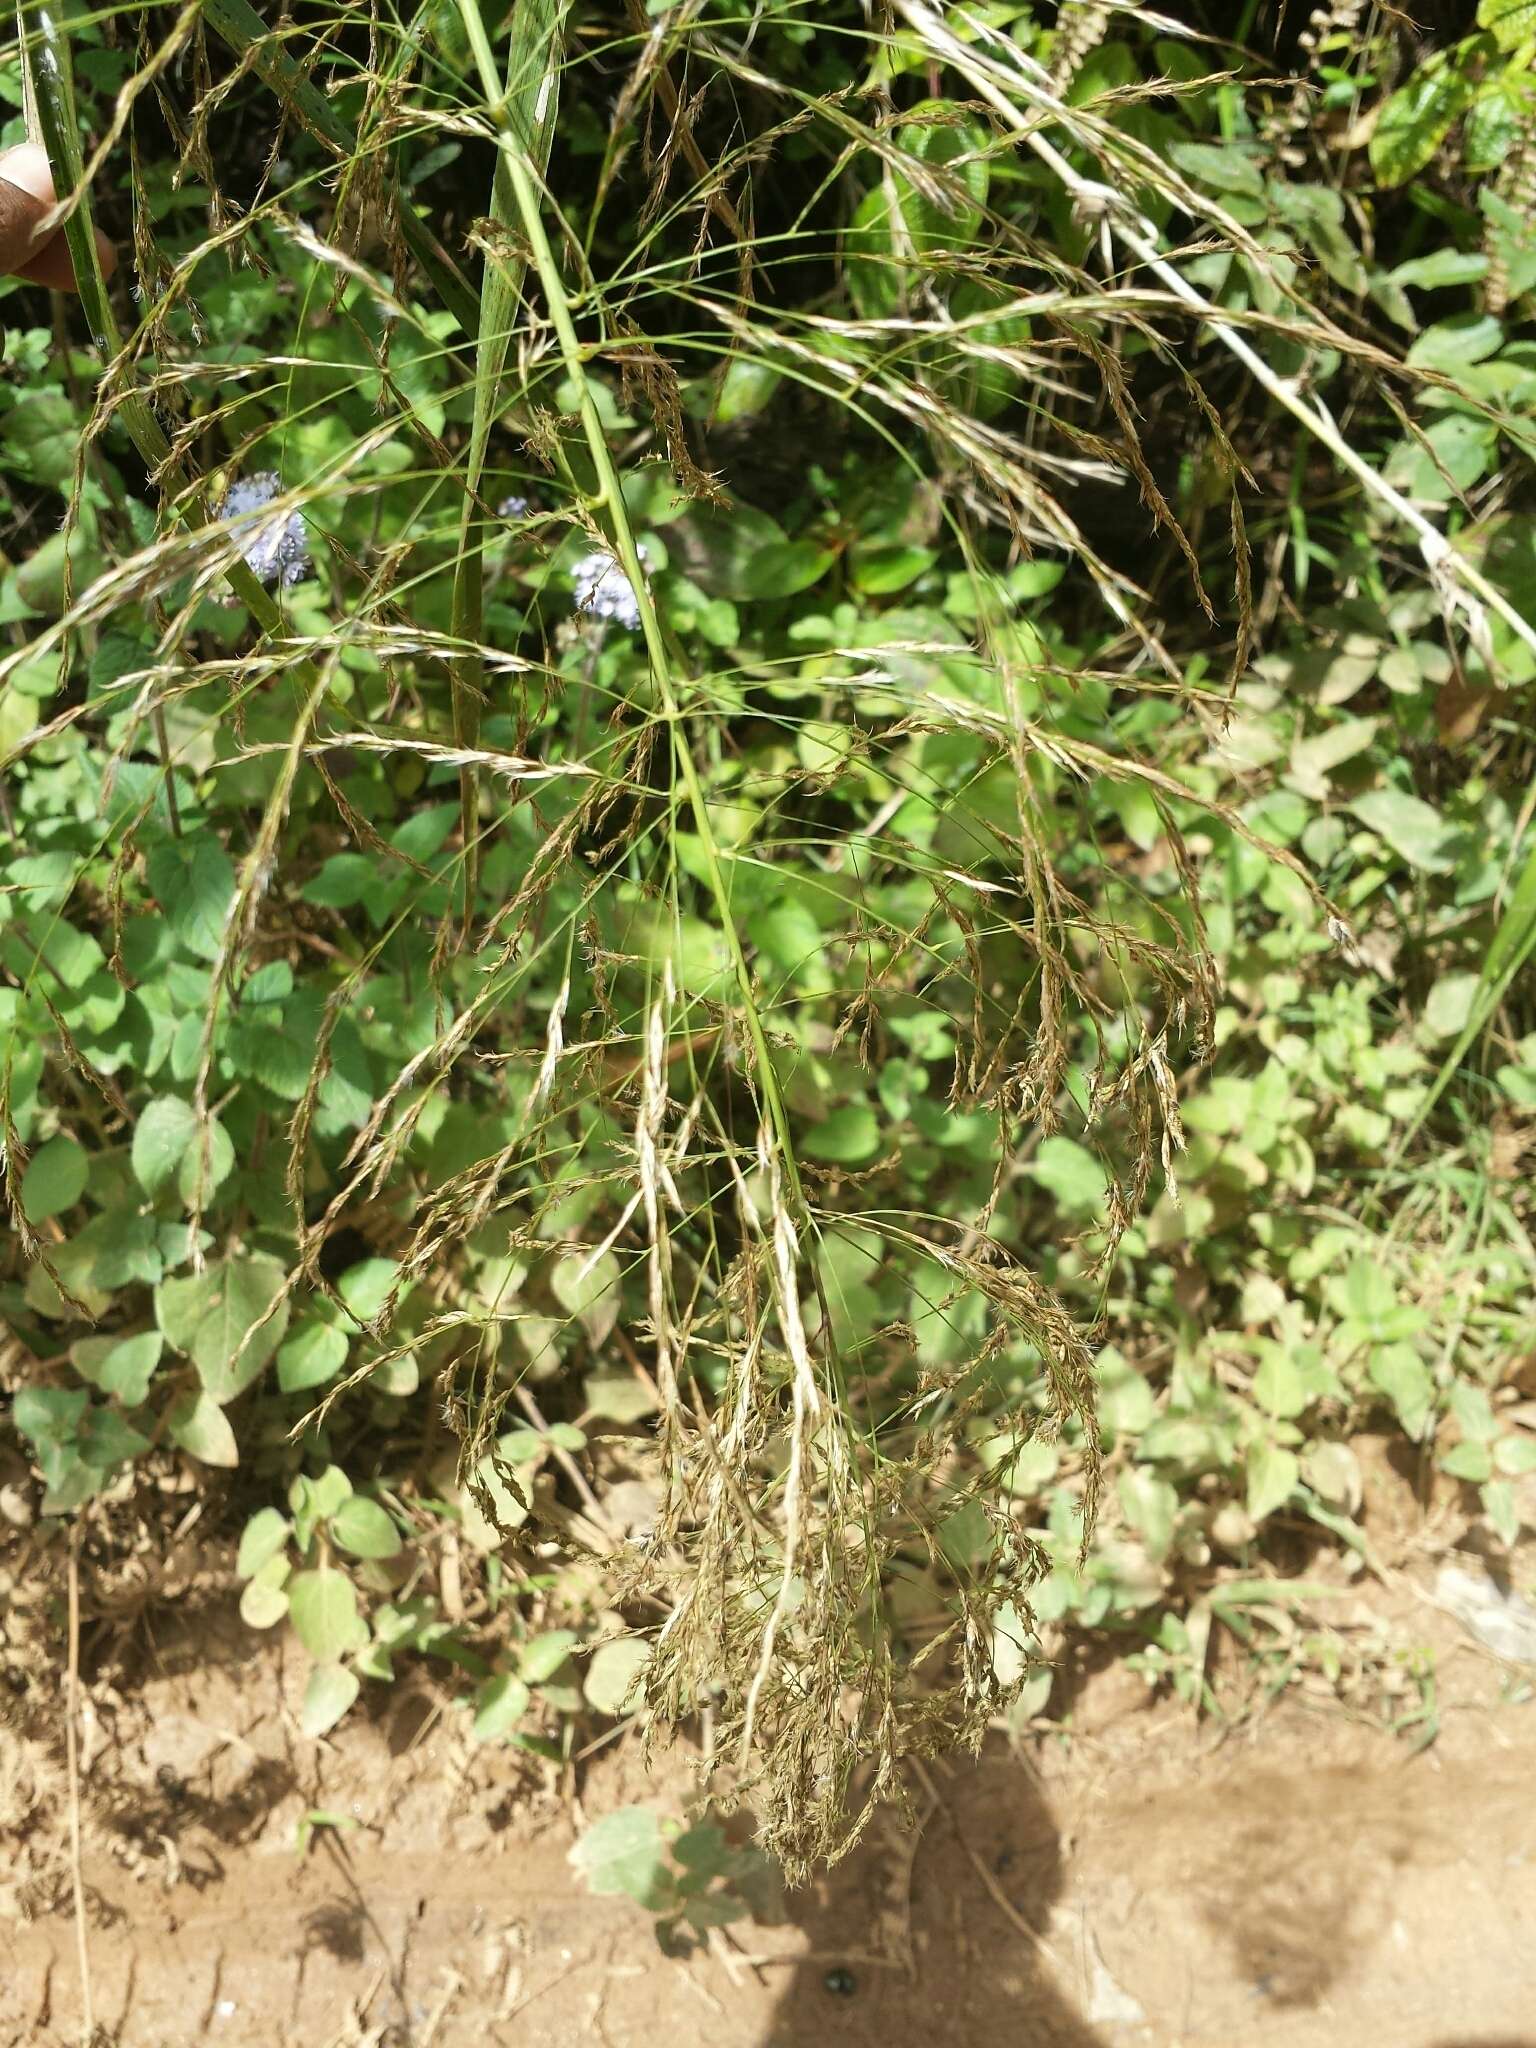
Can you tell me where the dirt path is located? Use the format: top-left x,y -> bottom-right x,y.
3,1596 -> 1533,2048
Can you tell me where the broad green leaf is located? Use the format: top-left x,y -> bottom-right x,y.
301,1664 -> 360,1738
520,1629 -> 580,1683
1407,313 -> 1505,375
551,1248 -> 621,1345
1465,78 -> 1530,172
1246,1439 -> 1300,1522
743,541 -> 836,601
894,102 -> 989,252
90,632 -> 153,693
146,836 -> 237,963
849,543 -> 936,595
296,1464 -> 354,1523
1440,1440 -> 1493,1483
1402,828 -> 1536,1156
1385,412 -> 1499,502
278,1320 -> 349,1393
1167,139 -> 1265,196
353,1639 -> 395,1683
1447,1382 -> 1498,1442
1369,63 -> 1475,187
1118,1467 -> 1178,1560
845,183 -> 903,320
239,1555 -> 291,1629
1271,182 -> 1366,294
13,1385 -> 89,1448
1369,1343 -> 1435,1438
132,1095 -> 198,1195
584,1637 -> 651,1716
1495,1435 -> 1536,1476
569,1805 -> 674,1909
712,356 -> 781,425
749,898 -> 825,974
287,1570 -> 367,1661
1388,249 -> 1489,290
76,1405 -> 151,1471
2,394 -> 79,488
584,1372 -> 658,1423
156,1254 -> 290,1402
1287,716 -> 1377,798
166,1389 -> 240,1467
1423,973 -> 1480,1041
301,854 -> 379,910
237,1506 -> 292,1578
1252,1348 -> 1309,1419
15,526 -> 99,614
20,1135 -> 88,1221
178,1118 -> 235,1206
802,1102 -> 880,1165
1483,1478 -> 1520,1548
1301,1441 -> 1361,1511
1479,0 -> 1536,51
990,1599 -> 1036,1691
226,989 -> 330,1102
329,1496 -> 402,1560
1098,1348 -> 1156,1438
71,1330 -> 162,1406
1349,788 -> 1457,872
937,1497 -> 990,1568
1028,1136 -> 1108,1217
370,1349 -> 419,1398
337,1257 -> 402,1324
667,500 -> 787,600
472,1673 -> 532,1741
1108,778 -> 1162,852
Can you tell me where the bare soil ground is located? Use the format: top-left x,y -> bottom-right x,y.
3,1555 -> 1533,2048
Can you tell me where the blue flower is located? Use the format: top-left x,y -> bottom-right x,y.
571,544 -> 648,632
218,472 -> 311,589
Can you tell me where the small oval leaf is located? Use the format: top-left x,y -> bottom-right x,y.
167,1390 -> 239,1468
301,1663 -> 360,1738
287,1570 -> 367,1661
472,1673 -> 532,1742
329,1495 -> 402,1561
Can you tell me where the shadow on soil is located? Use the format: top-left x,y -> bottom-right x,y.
761,1753 -> 1103,2048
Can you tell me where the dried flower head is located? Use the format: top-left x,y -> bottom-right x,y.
218,472 -> 311,590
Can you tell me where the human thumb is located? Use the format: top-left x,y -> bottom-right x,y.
0,142 -> 116,293
0,145 -> 61,275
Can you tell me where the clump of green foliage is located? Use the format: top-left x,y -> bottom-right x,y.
1,0 -> 1533,1876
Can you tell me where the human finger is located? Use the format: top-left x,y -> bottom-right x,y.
0,142 -> 117,292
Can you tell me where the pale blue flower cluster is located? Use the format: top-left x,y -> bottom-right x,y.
219,472 -> 311,589
571,545 -> 647,632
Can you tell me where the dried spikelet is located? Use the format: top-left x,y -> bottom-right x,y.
613,322 -> 728,504
1484,127 -> 1536,320
1049,3 -> 1117,96
632,1171 -> 1100,1878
